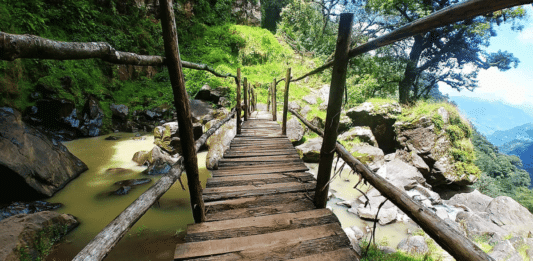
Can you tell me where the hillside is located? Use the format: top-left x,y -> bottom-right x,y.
489,122 -> 533,146
450,96 -> 533,137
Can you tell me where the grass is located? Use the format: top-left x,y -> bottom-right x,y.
17,224 -> 69,261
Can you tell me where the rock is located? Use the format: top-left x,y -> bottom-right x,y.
112,186 -> 132,195
80,96 -> 104,137
0,201 -> 63,221
206,119 -> 236,169
288,101 -> 301,112
105,135 -> 120,140
195,85 -> 222,104
154,122 -> 179,154
357,202 -> 398,225
445,189 -> 493,213
397,236 -> 429,255
339,127 -> 378,147
437,107 -> 449,124
190,99 -> 216,120
490,240 -> 523,261
344,226 -> 364,254
24,98 -> 80,140
286,117 -> 305,144
193,122 -> 204,140
411,153 -> 430,174
114,178 -> 152,187
318,85 -> 330,102
376,159 -> 429,191
0,108 -> 88,203
295,137 -> 322,163
301,105 -> 311,117
486,196 -> 533,234
0,211 -> 78,261
311,116 -> 325,130
338,115 -> 352,133
455,211 -> 507,239
132,151 -> 150,165
526,238 -> 533,259
104,168 -> 133,175
379,246 -> 397,255
142,160 -> 172,175
350,143 -> 385,171
110,104 -> 129,121
346,102 -> 400,153
303,95 -> 317,105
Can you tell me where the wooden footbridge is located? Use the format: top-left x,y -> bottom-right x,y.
2,1 -> 527,260
174,113 -> 359,260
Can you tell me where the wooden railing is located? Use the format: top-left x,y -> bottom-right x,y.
2,0 -> 532,260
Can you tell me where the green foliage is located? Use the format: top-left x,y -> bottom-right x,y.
17,224 -> 69,261
360,243 -> 434,261
472,130 -> 533,212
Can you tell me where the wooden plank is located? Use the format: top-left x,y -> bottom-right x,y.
213,164 -> 309,176
205,192 -> 315,221
206,172 -> 315,188
185,209 -> 337,241
224,150 -> 298,158
174,223 -> 343,260
203,182 -> 316,202
289,248 -> 360,261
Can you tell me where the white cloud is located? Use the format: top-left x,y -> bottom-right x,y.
518,27 -> 533,45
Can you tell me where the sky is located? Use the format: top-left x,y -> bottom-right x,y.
438,5 -> 533,115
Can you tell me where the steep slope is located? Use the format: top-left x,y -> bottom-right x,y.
489,122 -> 533,146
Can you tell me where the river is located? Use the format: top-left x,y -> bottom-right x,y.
45,133 -> 417,260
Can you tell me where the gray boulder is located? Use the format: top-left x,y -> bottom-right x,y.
295,137 -> 322,163
346,102 -> 400,153
397,236 -> 429,255
288,101 -> 301,112
339,126 -> 378,147
286,117 -> 306,144
490,240 -> 523,261
445,189 -> 493,213
206,119 -> 236,169
350,143 -> 384,171
486,196 -> 533,234
376,159 -> 429,191
303,95 -> 317,105
0,211 -> 78,261
455,211 -> 507,239
318,85 -> 330,102
0,108 -> 88,202
301,105 -> 311,117
338,115 -> 352,133
195,84 -> 222,104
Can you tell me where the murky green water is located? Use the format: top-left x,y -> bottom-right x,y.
46,133 -> 210,261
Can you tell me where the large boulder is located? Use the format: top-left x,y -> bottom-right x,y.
350,143 -> 384,171
346,102 -> 400,153
295,137 -> 323,163
397,236 -> 429,255
206,119 -> 236,169
485,196 -> 533,234
395,115 -> 478,187
24,98 -> 80,140
195,85 -> 223,104
489,240 -> 523,261
0,108 -> 88,203
445,189 -> 493,213
0,211 -> 78,261
137,146 -> 179,175
286,117 -> 305,144
303,95 -> 317,105
339,127 -> 378,147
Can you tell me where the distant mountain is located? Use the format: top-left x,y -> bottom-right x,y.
488,123 -> 533,147
449,96 -> 533,137
500,139 -> 533,188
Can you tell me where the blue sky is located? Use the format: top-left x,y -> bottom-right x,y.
439,5 -> 533,115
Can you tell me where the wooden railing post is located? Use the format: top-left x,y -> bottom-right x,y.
314,13 -> 353,208
248,83 -> 252,115
236,68 -> 242,134
272,78 -> 277,121
282,68 -> 291,135
267,83 -> 271,112
243,77 -> 248,121
158,0 -> 206,222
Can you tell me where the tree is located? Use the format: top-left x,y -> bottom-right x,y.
366,0 -> 525,104
261,0 -> 292,32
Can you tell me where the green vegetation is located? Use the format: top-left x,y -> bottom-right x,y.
17,224 -> 69,261
472,130 -> 533,212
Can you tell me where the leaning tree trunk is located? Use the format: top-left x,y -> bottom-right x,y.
399,35 -> 424,104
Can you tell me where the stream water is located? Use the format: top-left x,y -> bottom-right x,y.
46,133 -> 210,261
45,133 -> 417,260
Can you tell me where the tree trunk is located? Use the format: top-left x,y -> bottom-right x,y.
236,68 -> 242,134
399,35 -> 423,104
282,68 -> 291,135
314,13 -> 353,208
159,0 -> 205,223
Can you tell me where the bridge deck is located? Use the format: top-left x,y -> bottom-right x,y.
174,113 -> 359,260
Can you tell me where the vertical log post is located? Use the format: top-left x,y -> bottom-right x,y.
267,83 -> 271,112
248,83 -> 252,115
314,13 -> 353,208
282,68 -> 291,135
236,68 -> 242,134
272,78 -> 277,121
243,77 -> 248,121
159,0 -> 205,222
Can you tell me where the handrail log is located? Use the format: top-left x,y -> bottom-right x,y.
291,0 -> 533,82
288,108 -> 494,260
0,31 -> 236,79
73,109 -> 236,261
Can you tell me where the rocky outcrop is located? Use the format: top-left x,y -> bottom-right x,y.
206,119 -> 236,169
0,201 -> 62,221
195,85 -> 223,105
0,108 -> 88,203
295,137 -> 322,163
397,236 -> 429,255
395,114 -> 478,187
346,102 -> 400,153
339,126 -> 378,147
350,143 -> 384,171
0,211 -> 78,261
